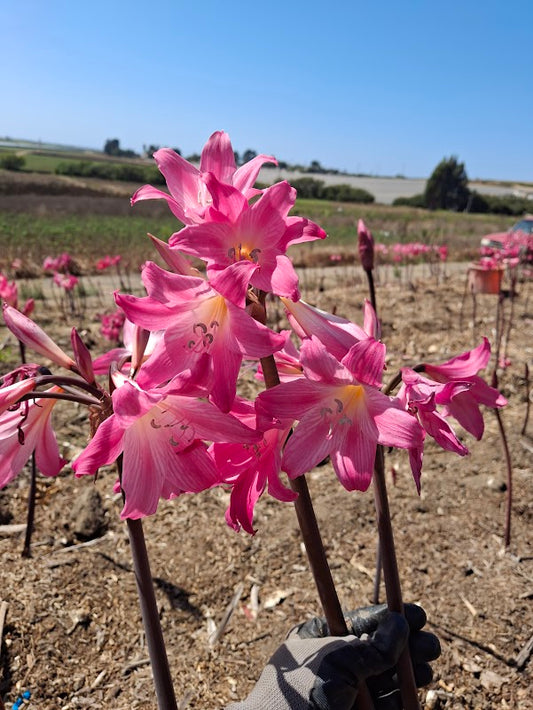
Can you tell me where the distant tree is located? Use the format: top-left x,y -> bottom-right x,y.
103,138 -> 139,159
233,150 -> 240,165
242,149 -> 257,164
185,153 -> 201,163
104,138 -> 121,156
143,144 -> 160,159
424,156 -> 470,211
0,153 -> 25,171
308,160 -> 324,174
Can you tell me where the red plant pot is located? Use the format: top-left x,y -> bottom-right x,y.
467,263 -> 504,295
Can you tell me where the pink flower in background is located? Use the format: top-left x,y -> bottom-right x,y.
0,387 -> 66,487
53,272 -> 79,291
93,318 -> 162,376
131,130 -> 277,225
436,245 -> 449,261
72,371 -> 260,519
96,255 -> 122,271
422,338 -> 507,439
43,253 -> 73,273
99,308 -> 126,342
257,336 -> 424,492
0,274 -> 18,308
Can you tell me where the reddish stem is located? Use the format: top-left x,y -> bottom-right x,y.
116,457 -> 178,710
16,338 -> 37,558
260,348 -> 375,709
373,447 -> 420,709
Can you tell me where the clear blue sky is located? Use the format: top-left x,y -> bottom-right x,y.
2,0 -> 532,181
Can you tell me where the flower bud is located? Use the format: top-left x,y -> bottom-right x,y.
3,304 -> 76,370
71,328 -> 96,384
357,219 -> 375,271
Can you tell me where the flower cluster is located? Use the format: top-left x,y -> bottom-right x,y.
0,131 -> 506,534
96,254 -> 122,271
43,252 -> 74,273
375,242 -> 448,263
0,273 -> 34,316
99,308 -> 126,342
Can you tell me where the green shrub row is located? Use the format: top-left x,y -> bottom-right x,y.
392,190 -> 532,215
286,177 -> 374,203
55,160 -> 165,184
0,153 -> 25,170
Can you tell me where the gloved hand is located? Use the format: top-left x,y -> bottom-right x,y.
297,603 -> 441,709
226,604 -> 440,710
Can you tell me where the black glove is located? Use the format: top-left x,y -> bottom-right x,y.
226,606 -> 439,709
297,603 -> 441,709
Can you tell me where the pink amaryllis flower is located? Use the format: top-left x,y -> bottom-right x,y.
256,331 -> 304,383
96,254 -> 121,271
0,274 -> 18,308
131,130 -> 277,225
115,262 -> 286,411
398,368 -> 471,459
72,370 -> 261,519
169,177 -> 326,306
0,387 -> 66,487
210,399 -> 296,534
0,377 -> 37,416
256,336 -> 424,492
53,272 -> 79,291
281,297 -> 384,385
421,338 -> 507,439
0,275 -> 34,316
92,317 -> 162,376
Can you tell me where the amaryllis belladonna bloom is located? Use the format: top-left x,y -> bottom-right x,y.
398,368 -> 471,461
281,297 -> 383,384
257,336 -> 424,492
209,399 -> 295,534
0,387 -> 66,487
131,130 -> 277,226
421,338 -> 507,440
115,262 -> 286,411
72,370 -> 260,519
169,176 -> 326,306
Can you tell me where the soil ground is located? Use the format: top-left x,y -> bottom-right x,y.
0,258 -> 532,710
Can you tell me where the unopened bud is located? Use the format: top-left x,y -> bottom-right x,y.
357,219 -> 374,271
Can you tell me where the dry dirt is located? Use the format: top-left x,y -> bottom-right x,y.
0,261 -> 532,710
